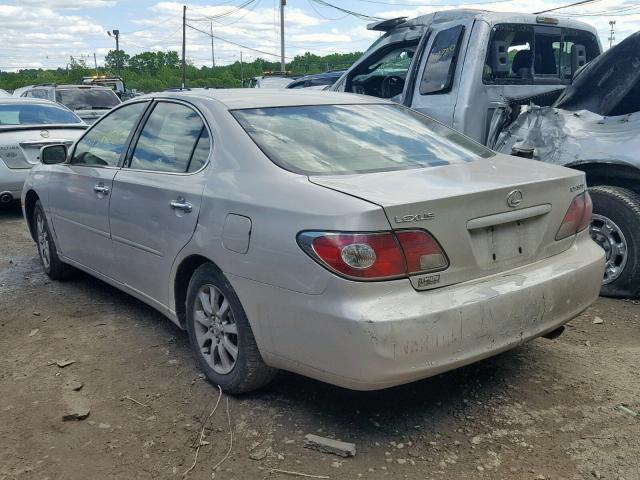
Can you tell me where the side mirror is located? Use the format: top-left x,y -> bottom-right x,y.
40,144 -> 68,165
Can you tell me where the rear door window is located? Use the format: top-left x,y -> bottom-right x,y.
483,24 -> 600,84
129,102 -> 209,173
419,25 -> 465,95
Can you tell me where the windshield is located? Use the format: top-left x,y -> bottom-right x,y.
233,104 -> 493,175
0,103 -> 83,125
55,88 -> 121,110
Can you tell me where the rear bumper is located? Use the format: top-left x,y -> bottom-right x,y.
229,233 -> 605,390
0,161 -> 28,200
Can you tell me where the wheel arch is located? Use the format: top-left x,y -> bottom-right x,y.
173,254 -> 222,328
23,190 -> 40,242
567,161 -> 640,196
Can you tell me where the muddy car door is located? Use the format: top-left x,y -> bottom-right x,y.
108,100 -> 210,308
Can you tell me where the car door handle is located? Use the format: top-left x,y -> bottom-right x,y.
93,184 -> 110,195
170,198 -> 193,213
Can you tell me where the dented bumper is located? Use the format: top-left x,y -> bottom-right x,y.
229,232 -> 605,390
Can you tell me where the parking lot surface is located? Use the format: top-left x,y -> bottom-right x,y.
1,204 -> 639,480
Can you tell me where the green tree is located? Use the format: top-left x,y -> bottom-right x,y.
105,49 -> 130,70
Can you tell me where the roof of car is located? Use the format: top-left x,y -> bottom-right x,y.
0,97 -> 61,105
149,89 -> 392,110
399,9 -> 597,34
20,84 -> 114,90
55,84 -> 114,90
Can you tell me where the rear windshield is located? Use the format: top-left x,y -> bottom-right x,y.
55,88 -> 121,110
0,103 -> 83,125
232,103 -> 493,175
483,24 -> 600,85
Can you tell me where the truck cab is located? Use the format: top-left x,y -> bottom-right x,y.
332,10 -> 601,144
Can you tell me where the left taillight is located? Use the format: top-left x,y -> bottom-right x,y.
555,192 -> 593,240
297,230 -> 449,281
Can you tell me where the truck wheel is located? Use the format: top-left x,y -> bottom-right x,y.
588,186 -> 640,298
185,263 -> 277,394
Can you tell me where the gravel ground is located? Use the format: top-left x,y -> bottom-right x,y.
1,203 -> 639,480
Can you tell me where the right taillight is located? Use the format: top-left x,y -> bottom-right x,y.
395,230 -> 449,274
297,230 -> 448,281
556,192 -> 593,240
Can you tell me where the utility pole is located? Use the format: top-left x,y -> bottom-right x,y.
182,4 -> 186,89
608,20 -> 616,48
108,29 -> 120,73
210,22 -> 215,69
280,0 -> 286,72
240,51 -> 244,87
94,52 -> 98,76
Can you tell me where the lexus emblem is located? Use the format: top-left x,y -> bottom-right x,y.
506,189 -> 523,208
40,130 -> 50,138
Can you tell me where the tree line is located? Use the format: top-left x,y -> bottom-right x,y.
0,49 -> 362,93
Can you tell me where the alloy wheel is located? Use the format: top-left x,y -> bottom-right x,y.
590,213 -> 628,285
35,210 -> 51,271
193,284 -> 239,374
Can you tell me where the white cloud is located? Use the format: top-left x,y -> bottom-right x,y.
18,0 -> 117,9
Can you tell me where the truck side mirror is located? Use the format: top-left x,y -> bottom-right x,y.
40,144 -> 68,165
491,41 -> 510,75
571,44 -> 586,77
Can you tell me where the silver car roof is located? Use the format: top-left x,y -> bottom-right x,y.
401,9 -> 598,34
147,89 -> 392,110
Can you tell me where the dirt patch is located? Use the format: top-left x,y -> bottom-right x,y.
1,203 -> 639,480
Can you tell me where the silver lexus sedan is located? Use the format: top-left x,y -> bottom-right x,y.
21,90 -> 605,393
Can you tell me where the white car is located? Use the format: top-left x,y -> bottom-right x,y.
0,98 -> 86,203
0,89 -> 11,97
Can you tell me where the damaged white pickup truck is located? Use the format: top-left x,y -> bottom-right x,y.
333,11 -> 639,297
493,32 -> 640,298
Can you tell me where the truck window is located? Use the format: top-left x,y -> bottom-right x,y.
419,25 -> 465,95
484,24 -> 600,85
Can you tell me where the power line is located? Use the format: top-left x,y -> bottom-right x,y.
534,0 -> 603,14
353,0 -> 518,5
556,3 -> 640,16
119,16 -> 176,35
187,0 -> 258,22
188,0 -> 263,26
185,22 -> 292,59
118,25 -> 183,50
306,0 -> 351,20
308,0 -> 384,21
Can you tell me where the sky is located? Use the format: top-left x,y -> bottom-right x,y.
0,0 -> 638,71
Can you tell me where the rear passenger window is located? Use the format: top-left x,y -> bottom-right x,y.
187,128 -> 211,173
420,25 -> 465,95
130,102 -> 209,173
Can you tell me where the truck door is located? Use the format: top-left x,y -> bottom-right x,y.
408,21 -> 469,127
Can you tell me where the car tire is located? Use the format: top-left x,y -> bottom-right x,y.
185,263 -> 277,394
33,200 -> 74,281
588,186 -> 640,298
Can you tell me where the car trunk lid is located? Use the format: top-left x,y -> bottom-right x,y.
309,154 -> 586,290
0,125 -> 86,169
